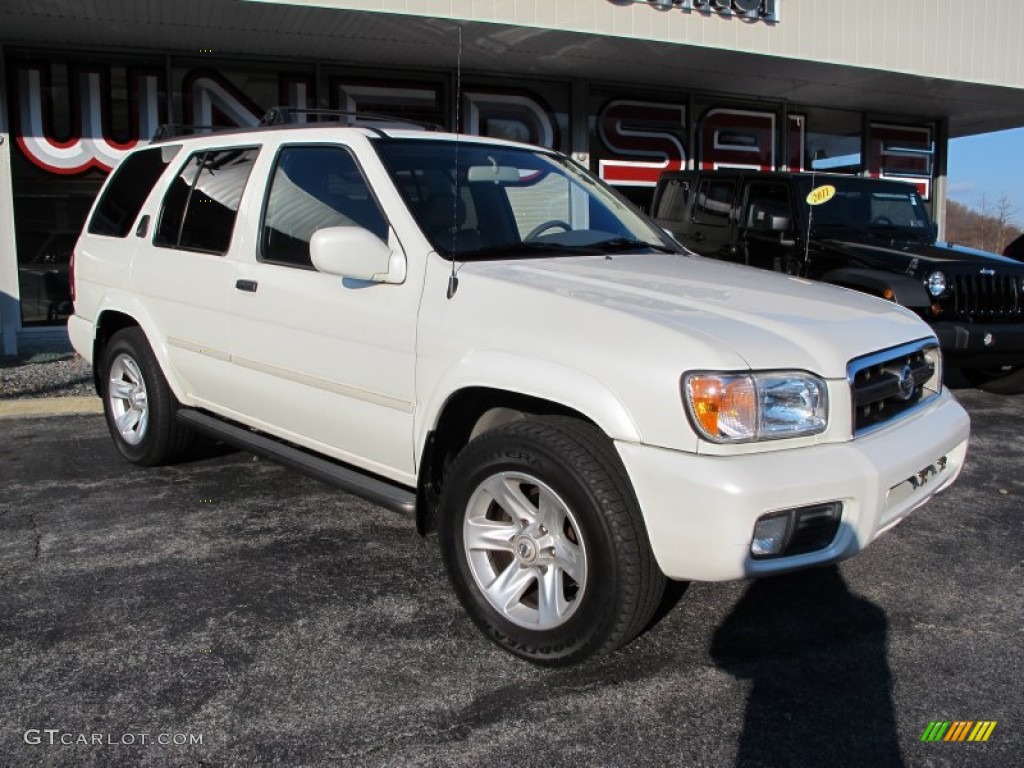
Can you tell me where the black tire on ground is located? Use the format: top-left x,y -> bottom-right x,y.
100,327 -> 195,466
961,366 -> 1024,395
438,416 -> 666,666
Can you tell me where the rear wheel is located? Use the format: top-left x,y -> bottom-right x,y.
101,328 -> 195,465
439,417 -> 665,666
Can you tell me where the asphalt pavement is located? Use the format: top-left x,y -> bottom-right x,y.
0,386 -> 1020,767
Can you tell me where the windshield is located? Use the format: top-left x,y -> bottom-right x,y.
375,139 -> 680,259
797,177 -> 933,241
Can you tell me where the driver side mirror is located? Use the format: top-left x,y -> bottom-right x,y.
310,226 -> 405,284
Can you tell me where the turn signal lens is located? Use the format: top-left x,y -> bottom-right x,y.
686,375 -> 757,441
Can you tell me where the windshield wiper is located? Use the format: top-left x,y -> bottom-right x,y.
867,224 -> 929,244
454,241 -> 586,261
811,223 -> 865,238
590,237 -> 679,254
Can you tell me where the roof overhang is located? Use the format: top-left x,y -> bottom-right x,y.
2,0 -> 1022,136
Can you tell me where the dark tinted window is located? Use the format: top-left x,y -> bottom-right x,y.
88,146 -> 179,237
693,179 -> 735,226
261,145 -> 388,268
155,148 -> 258,254
742,182 -> 792,230
654,178 -> 690,221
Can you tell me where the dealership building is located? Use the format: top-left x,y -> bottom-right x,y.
2,0 -> 1023,355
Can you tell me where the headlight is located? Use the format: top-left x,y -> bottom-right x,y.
926,270 -> 948,297
683,372 -> 828,443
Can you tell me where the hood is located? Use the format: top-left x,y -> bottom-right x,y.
820,238 -> 1024,273
466,252 -> 932,378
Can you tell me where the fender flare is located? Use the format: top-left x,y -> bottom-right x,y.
92,294 -> 191,403
415,350 -> 643,466
822,267 -> 931,308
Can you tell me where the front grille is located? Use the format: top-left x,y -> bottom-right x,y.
849,340 -> 942,435
952,274 -> 1024,318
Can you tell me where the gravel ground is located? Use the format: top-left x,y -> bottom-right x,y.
0,352 -> 94,399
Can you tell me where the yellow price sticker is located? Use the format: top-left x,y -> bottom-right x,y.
806,184 -> 836,206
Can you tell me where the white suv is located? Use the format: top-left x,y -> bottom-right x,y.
70,116 -> 970,665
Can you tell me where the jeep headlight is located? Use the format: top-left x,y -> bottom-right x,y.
683,372 -> 828,443
926,270 -> 948,297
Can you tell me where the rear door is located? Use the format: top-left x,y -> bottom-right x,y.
130,144 -> 260,405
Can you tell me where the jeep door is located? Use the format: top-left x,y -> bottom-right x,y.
737,180 -> 800,273
686,176 -> 739,260
227,140 -> 418,485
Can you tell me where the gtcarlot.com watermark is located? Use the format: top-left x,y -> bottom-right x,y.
24,729 -> 203,747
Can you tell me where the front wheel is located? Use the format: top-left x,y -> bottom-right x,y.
439,417 -> 665,666
101,327 -> 195,465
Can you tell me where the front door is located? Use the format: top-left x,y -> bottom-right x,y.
227,142 -> 419,484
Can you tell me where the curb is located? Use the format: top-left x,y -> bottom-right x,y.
0,397 -> 104,419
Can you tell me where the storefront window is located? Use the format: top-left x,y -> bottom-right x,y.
7,56 -> 165,325
589,88 -> 688,211
799,106 -> 863,174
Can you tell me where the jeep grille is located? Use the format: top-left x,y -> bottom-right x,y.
849,340 -> 942,436
952,274 -> 1023,319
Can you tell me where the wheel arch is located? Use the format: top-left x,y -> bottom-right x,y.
414,358 -> 642,537
92,299 -> 187,402
822,267 -> 931,308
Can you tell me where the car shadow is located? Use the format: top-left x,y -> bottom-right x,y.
709,564 -> 904,767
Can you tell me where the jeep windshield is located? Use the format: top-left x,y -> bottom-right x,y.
375,139 -> 681,260
798,177 -> 934,244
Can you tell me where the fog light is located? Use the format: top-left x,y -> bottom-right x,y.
751,502 -> 844,559
751,512 -> 791,557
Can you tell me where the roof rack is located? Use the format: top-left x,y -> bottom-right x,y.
151,123 -> 220,141
150,108 -> 446,142
260,106 -> 445,133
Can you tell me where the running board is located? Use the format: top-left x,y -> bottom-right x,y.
177,409 -> 416,515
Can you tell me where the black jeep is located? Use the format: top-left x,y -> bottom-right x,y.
652,170 -> 1024,392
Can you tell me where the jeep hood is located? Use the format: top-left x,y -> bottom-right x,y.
819,238 -> 1024,273
467,252 -> 931,378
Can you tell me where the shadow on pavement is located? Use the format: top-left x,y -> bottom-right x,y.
710,564 -> 903,768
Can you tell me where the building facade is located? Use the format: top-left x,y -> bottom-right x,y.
2,0 -> 1023,354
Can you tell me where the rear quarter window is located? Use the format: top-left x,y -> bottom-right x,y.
87,146 -> 180,237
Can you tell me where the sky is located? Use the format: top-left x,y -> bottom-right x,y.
947,127 -> 1024,226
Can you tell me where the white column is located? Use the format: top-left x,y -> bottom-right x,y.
0,46 -> 23,357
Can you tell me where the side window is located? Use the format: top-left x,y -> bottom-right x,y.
654,178 -> 690,222
88,146 -> 180,237
155,147 -> 259,255
693,179 -> 735,226
742,182 -> 793,231
261,145 -> 388,268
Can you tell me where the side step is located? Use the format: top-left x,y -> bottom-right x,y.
177,409 -> 416,515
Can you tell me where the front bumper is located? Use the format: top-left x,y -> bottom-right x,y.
617,390 -> 970,582
932,320 -> 1024,366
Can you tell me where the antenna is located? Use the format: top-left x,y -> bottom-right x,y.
447,25 -> 463,300
803,149 -> 825,270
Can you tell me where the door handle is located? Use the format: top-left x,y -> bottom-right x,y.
235,279 -> 258,293
692,231 -> 705,242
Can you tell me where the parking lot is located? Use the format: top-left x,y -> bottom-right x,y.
1,384 -> 1020,767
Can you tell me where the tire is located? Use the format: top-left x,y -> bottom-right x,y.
961,365 -> 1024,395
438,416 -> 666,666
100,327 -> 195,466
